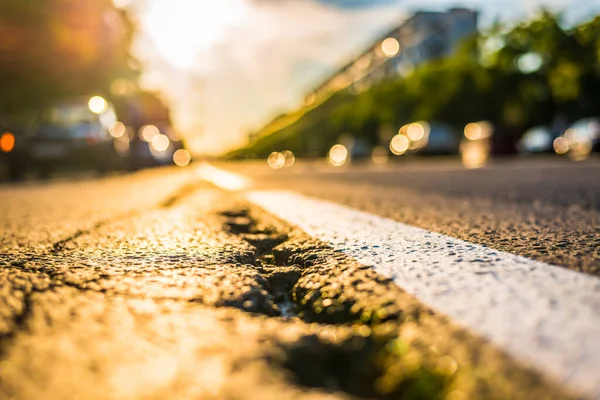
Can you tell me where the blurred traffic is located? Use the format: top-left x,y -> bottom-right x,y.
0,1 -> 191,181
0,94 -> 191,180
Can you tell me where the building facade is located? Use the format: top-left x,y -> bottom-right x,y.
305,8 -> 478,105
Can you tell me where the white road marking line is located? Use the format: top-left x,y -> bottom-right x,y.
247,190 -> 600,399
196,163 -> 252,191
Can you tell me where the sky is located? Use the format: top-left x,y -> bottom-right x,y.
118,0 -> 600,155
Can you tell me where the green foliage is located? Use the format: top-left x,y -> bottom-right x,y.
234,11 -> 600,158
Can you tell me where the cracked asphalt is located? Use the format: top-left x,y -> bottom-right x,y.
0,159 -> 596,399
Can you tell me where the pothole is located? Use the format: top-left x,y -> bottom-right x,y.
216,207 -> 453,399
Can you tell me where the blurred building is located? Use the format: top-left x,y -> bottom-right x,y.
304,8 -> 478,105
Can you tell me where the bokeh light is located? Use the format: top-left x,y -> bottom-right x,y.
109,121 -> 127,138
390,134 -> 409,155
381,37 -> 400,57
88,96 -> 108,114
569,140 -> 592,160
328,144 -> 348,167
553,137 -> 569,155
515,52 -> 543,74
282,150 -> 295,167
464,121 -> 493,141
407,122 -> 425,141
563,127 -> 593,160
267,152 -> 285,169
173,149 -> 192,166
460,140 -> 490,169
1,132 -> 15,153
151,134 -> 170,152
141,125 -> 160,142
399,124 -> 409,136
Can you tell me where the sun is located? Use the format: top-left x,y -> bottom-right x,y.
141,0 -> 250,68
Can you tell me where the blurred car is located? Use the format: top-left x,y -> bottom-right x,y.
517,126 -> 560,154
25,96 -> 126,178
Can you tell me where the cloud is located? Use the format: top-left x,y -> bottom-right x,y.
134,0 -> 600,155
140,0 -> 404,154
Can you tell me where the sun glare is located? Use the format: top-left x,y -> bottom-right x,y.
142,0 -> 250,68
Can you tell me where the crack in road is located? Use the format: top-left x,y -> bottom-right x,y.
0,186 -> 577,400
0,181 -> 208,360
215,207 -> 573,400
217,208 -> 444,399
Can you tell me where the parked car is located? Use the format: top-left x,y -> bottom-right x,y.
23,96 -> 126,178
517,126 -> 560,154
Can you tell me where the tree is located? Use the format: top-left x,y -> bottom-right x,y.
234,11 -> 600,158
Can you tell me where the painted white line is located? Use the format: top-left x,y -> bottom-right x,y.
247,190 -> 600,399
196,163 -> 252,191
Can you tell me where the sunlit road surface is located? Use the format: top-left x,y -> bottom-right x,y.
1,158 -> 599,400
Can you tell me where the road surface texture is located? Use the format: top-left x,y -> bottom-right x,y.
226,158 -> 600,276
0,158 -> 598,400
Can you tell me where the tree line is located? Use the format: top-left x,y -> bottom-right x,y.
234,11 -> 600,158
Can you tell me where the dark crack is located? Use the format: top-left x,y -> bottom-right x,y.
217,207 -> 453,399
0,197 -> 574,400
216,205 -> 570,400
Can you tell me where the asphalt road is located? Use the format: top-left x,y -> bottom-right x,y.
228,157 -> 600,276
0,157 -> 598,400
